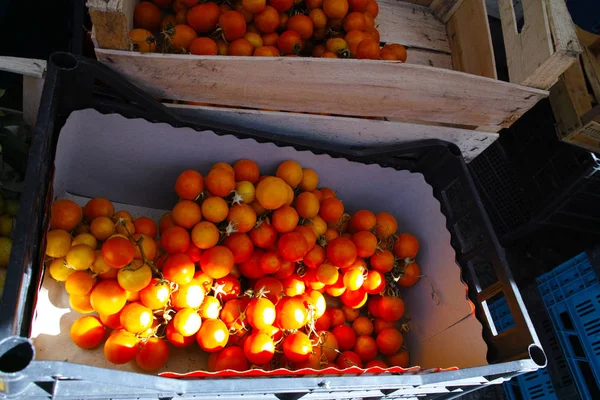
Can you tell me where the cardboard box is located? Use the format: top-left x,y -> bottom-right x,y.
30,109 -> 488,374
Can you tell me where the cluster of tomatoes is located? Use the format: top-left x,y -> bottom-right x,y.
45,158 -> 421,373
129,0 -> 408,60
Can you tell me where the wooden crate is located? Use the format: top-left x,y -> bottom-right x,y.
550,39 -> 600,154
88,0 -> 563,134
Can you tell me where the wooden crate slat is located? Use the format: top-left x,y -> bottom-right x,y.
96,49 -> 546,128
166,104 -> 498,162
562,60 -> 592,117
377,0 -> 451,53
581,47 -> 600,103
406,49 -> 453,69
446,0 -> 497,79
499,0 -> 580,89
430,0 -> 465,23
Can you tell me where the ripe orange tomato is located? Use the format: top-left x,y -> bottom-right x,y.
187,3 -> 221,33
173,307 -> 202,336
326,237 -> 357,268
243,0 -> 266,13
269,0 -> 293,12
304,244 -> 326,269
228,38 -> 255,56
354,335 -> 378,362
275,259 -> 295,280
238,248 -> 266,279
90,279 -> 127,315
363,269 -> 385,294
283,331 -> 312,363
343,11 -> 365,31
254,277 -> 284,304
387,348 -> 409,367
352,316 -> 373,336
171,280 -> 205,309
276,296 -> 308,330
191,221 -> 220,249
348,0 -> 367,11
215,345 -> 249,371
197,318 -> 229,352
397,262 -> 421,287
161,226 -> 191,254
384,43 -> 407,62
370,249 -> 395,273
246,297 -> 276,329
340,287 -> 368,309
190,37 -> 219,55
201,196 -> 229,223
306,0 -> 323,9
249,222 -> 278,248
351,230 -> 377,258
336,350 -> 362,369
342,266 -> 364,290
70,316 -> 105,349
315,311 -> 332,331
283,273 -> 306,297
159,212 -> 177,234
277,30 -> 302,55
364,0 -> 378,17
222,232 -> 254,263
259,250 -> 282,274
355,38 -> 379,59
393,233 -> 419,259
349,210 -> 376,232
323,0 -> 349,19
325,274 -> 347,297
233,159 -> 260,183
227,204 -> 257,233
206,167 -> 236,197
51,199 -> 82,231
295,192 -> 320,219
277,231 -> 308,262
254,6 -> 279,33
272,205 -> 299,233
243,331 -> 275,364
163,253 -> 195,285
172,200 -> 202,230
319,198 -> 344,222
213,274 -> 241,302
380,47 -> 397,60
287,14 -> 314,39
376,328 -> 403,355
256,176 -> 288,209
316,263 -> 338,285
254,44 -> 280,56
133,217 -> 157,239
199,246 -> 234,279
308,9 -> 327,30
219,11 -> 247,41
378,296 -> 405,322
169,24 -> 198,52
175,170 -> 204,200
140,278 -> 171,310
85,198 -> 114,221
104,329 -> 139,364
120,302 -> 153,334
136,337 -> 170,371
375,212 -> 397,239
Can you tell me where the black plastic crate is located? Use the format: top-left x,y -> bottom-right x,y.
469,100 -> 600,245
0,53 -> 545,399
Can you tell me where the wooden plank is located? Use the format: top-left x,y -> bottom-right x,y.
549,77 -> 582,139
430,0 -> 465,23
581,46 -> 600,103
87,0 -> 135,50
576,26 -> 600,54
406,48 -> 453,69
378,0 -> 450,53
401,0 -> 433,5
499,0 -> 580,89
96,49 -> 547,128
0,57 -> 46,78
562,60 -> 592,117
446,0 -> 497,79
167,104 -> 498,162
23,76 -> 45,128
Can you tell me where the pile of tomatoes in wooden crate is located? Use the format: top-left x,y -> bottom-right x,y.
45,159 -> 420,372
129,0 -> 408,60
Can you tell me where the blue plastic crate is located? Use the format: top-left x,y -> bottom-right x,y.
547,284 -> 600,399
537,253 -> 597,307
488,296 -> 516,333
504,369 -> 557,400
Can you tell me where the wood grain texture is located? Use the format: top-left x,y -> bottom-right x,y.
499,0 -> 580,88
87,0 -> 134,50
430,0 -> 465,23
446,0 -> 496,78
96,49 -> 547,128
378,0 -> 450,53
167,104 -> 498,162
581,47 -> 600,103
0,57 -> 46,78
550,78 -> 582,139
406,48 -> 453,69
562,61 -> 592,117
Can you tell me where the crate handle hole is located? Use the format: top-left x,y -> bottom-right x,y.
0,337 -> 35,373
528,344 -> 547,367
50,52 -> 78,71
